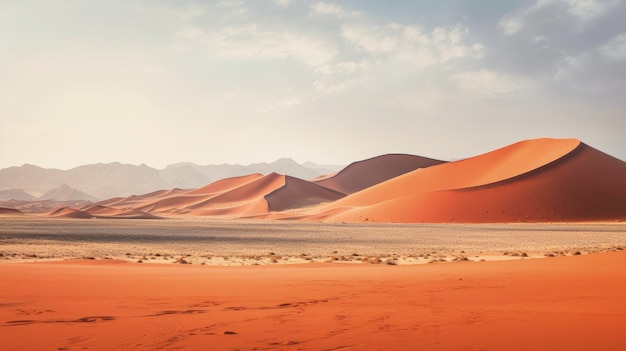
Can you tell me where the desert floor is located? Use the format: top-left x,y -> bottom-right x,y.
1,217 -> 625,264
0,217 -> 625,350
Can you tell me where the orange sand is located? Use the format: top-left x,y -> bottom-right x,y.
1,252 -> 625,350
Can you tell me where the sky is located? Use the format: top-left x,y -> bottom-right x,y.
1,0 -> 624,170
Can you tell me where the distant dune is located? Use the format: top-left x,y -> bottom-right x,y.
0,206 -> 22,216
73,173 -> 345,218
313,154 -> 445,194
11,138 -> 623,222
47,207 -> 93,219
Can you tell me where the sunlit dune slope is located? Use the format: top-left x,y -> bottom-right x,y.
183,173 -> 345,216
313,154 -> 445,194
320,139 -> 626,222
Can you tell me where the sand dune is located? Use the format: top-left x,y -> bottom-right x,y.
0,206 -> 22,216
34,138 -> 625,222
186,173 -> 264,195
184,173 -> 344,216
313,153 -> 445,194
265,176 -> 345,211
80,205 -> 161,219
321,139 -> 626,222
48,207 -> 93,219
64,173 -> 345,218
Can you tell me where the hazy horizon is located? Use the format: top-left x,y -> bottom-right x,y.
1,0 -> 625,169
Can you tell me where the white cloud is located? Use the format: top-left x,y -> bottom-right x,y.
217,0 -> 248,19
499,14 -> 524,35
342,23 -> 483,69
315,60 -> 372,75
312,60 -> 372,95
600,33 -> 626,61
274,0 -> 291,7
565,0 -> 617,20
310,1 -> 359,18
341,25 -> 399,53
451,70 -> 530,97
499,0 -> 618,35
190,24 -> 337,67
176,3 -> 207,20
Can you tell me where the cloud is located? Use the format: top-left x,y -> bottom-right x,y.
310,1 -> 359,18
342,23 -> 483,69
187,24 -> 338,67
274,0 -> 291,7
566,0 -> 617,20
499,0 -> 618,35
217,0 -> 248,19
600,33 -> 626,61
451,70 -> 530,97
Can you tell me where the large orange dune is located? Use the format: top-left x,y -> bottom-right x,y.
307,138 -> 626,222
313,153 -> 445,194
31,138 -> 626,222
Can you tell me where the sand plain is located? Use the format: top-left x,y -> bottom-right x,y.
0,218 -> 625,350
1,217 -> 624,265
0,246 -> 624,350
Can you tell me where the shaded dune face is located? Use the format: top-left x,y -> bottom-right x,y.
325,140 -> 626,223
264,176 -> 346,212
0,206 -> 23,215
313,154 -> 446,194
48,207 -> 93,219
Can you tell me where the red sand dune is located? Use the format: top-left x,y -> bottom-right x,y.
35,138 -> 626,222
74,173 -> 345,218
1,252 -> 624,350
94,188 -> 188,208
183,173 -> 344,216
0,206 -> 22,216
264,175 -> 345,212
313,153 -> 445,194
187,173 -> 264,195
317,138 -> 626,222
47,207 -> 93,219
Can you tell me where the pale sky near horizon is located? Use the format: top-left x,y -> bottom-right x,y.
1,0 -> 625,170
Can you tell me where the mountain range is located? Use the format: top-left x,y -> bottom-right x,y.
0,159 -> 342,201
